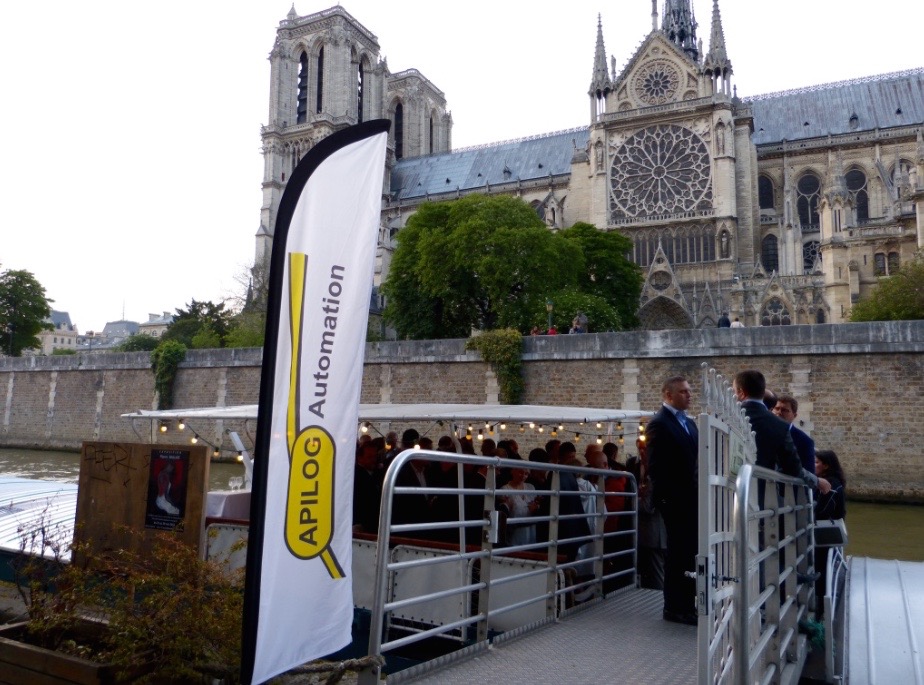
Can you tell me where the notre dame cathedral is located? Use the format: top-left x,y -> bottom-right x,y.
255,2 -> 924,330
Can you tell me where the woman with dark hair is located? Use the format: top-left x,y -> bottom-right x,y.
814,449 -> 846,616
815,450 -> 846,520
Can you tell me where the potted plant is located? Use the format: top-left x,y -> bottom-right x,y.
3,518 -> 244,684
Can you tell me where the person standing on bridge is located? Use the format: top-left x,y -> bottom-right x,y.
647,375 -> 699,626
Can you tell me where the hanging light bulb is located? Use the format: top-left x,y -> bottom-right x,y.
537,425 -> 544,433
477,428 -> 484,440
596,422 -> 602,429
574,433 -> 581,442
618,435 -> 625,446
191,435 -> 199,445
236,451 -> 244,462
500,422 -> 507,431
360,422 -> 369,434
519,424 -> 525,433
596,435 -> 603,444
177,420 -> 186,431
159,423 -> 167,433
617,421 -> 623,431
212,449 -> 220,458
551,429 -> 558,437
639,434 -> 646,443
529,422 -> 535,429
558,423 -> 564,431
414,442 -> 421,449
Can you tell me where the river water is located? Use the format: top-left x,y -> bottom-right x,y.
1,448 -> 922,561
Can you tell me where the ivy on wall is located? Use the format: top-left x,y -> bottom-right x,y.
150,340 -> 187,409
465,329 -> 524,405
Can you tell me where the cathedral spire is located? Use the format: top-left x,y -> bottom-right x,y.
651,0 -> 659,32
661,0 -> 699,62
703,0 -> 732,94
589,14 -> 612,120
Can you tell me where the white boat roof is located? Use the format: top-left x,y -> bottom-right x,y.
122,403 -> 652,425
0,477 -> 78,558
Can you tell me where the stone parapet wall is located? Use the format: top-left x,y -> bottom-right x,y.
1,322 -> 922,501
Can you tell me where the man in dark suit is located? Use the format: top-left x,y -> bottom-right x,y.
647,375 -> 699,625
772,394 -> 815,476
732,371 -> 828,493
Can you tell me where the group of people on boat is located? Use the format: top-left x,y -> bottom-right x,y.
352,429 -> 637,588
646,369 -> 846,625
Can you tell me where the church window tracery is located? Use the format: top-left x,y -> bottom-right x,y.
796,172 -> 821,230
297,52 -> 309,124
761,297 -> 791,326
761,234 -> 779,273
631,224 -> 718,267
845,168 -> 869,223
803,240 -> 821,273
633,61 -> 681,105
609,124 -> 712,222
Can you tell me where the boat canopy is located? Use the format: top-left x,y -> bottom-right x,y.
122,404 -> 652,426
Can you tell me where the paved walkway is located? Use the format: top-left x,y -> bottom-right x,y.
390,587 -> 697,684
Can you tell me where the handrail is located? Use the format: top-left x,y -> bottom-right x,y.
734,464 -> 815,685
360,449 -> 637,683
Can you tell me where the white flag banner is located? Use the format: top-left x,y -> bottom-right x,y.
242,121 -> 389,685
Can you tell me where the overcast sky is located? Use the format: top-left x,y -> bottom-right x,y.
1,1 -> 921,333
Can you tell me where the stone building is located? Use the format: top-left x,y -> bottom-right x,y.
257,2 -> 924,329
34,310 -> 78,355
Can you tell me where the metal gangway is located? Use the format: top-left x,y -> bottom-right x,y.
356,365 -> 837,685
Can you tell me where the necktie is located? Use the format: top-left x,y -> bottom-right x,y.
679,413 -> 691,435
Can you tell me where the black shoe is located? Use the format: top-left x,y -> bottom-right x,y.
663,610 -> 698,625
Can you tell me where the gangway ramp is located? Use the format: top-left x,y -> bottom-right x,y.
389,588 -> 696,684
848,557 -> 924,685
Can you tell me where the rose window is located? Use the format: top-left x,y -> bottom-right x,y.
609,124 -> 712,221
634,61 -> 680,105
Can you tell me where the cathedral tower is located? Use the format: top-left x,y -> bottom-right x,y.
255,5 -> 451,271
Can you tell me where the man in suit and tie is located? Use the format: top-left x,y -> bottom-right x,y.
772,394 -> 815,476
647,375 -> 699,625
732,371 -> 828,493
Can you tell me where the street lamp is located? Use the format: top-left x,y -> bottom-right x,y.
546,299 -> 553,331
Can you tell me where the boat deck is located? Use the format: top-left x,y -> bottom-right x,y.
388,587 -> 696,684
848,556 -> 924,685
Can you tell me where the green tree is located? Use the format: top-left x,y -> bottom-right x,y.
163,300 -> 233,348
382,195 -> 641,338
225,311 -> 266,348
383,195 -> 581,338
115,334 -> 160,352
850,254 -> 924,322
0,268 -> 53,356
559,222 -> 643,329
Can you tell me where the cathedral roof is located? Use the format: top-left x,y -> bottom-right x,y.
390,127 -> 589,201
746,68 -> 924,145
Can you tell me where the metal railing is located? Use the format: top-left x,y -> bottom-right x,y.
357,450 -> 637,684
696,365 -> 818,685
734,464 -> 815,685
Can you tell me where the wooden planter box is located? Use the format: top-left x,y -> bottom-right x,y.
0,620 -> 121,685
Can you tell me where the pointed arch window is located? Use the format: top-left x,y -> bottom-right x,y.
796,173 -> 821,230
315,47 -> 325,114
888,251 -> 900,274
394,102 -> 404,160
803,240 -> 821,273
356,60 -> 365,123
761,234 -> 779,273
758,175 -> 775,211
761,297 -> 791,326
845,168 -> 869,224
297,52 -> 309,124
429,114 -> 434,154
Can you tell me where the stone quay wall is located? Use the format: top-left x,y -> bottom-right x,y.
1,321 -> 922,502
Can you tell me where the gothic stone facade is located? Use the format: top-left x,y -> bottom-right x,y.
257,3 -> 924,329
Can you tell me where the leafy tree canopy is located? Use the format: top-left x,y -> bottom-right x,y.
850,253 -> 924,322
163,299 -> 234,348
0,268 -> 53,356
115,334 -> 160,352
383,195 -> 642,338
